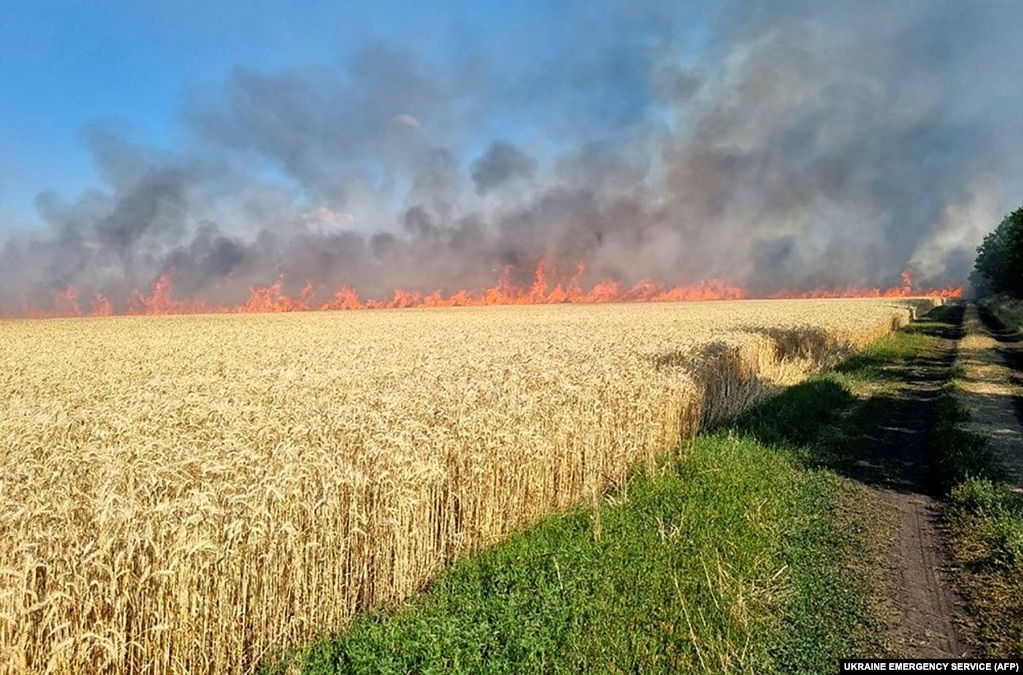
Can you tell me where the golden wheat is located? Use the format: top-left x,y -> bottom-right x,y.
0,298 -> 940,673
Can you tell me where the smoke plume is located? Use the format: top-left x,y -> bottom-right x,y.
3,0 -> 1021,313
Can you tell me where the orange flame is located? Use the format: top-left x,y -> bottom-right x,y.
243,278 -> 314,313
91,295 -> 113,317
128,274 -> 211,315
0,264 -> 963,319
52,286 -> 81,317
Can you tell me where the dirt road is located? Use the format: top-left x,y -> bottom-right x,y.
850,301 -> 1023,657
847,304 -> 970,657
961,304 -> 1023,493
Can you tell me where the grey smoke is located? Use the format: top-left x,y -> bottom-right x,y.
471,142 -> 537,195
2,0 -> 1022,314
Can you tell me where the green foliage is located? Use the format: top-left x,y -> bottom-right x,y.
269,433 -> 866,674
945,477 -> 1023,656
980,295 -> 1023,332
930,392 -> 1003,491
972,206 -> 1023,298
948,478 -> 1023,570
264,407 -> 886,674
935,366 -> 1023,655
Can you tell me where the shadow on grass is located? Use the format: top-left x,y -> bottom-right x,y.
976,303 -> 1023,426
832,305 -> 963,383
904,304 -> 966,340
977,303 -> 1023,346
263,304 -> 969,675
734,304 -> 965,496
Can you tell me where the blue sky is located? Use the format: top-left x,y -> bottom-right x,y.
1,0 -> 639,228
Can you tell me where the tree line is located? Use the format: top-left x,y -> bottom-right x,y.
971,206 -> 1023,298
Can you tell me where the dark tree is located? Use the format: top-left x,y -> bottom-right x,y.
972,206 -> 1023,298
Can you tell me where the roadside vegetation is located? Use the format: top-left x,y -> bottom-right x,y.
268,307 -> 969,674
271,433 -> 867,674
979,295 -> 1023,333
935,394 -> 1023,656
950,201 -> 1023,655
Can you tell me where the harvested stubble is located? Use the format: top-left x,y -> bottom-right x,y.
0,297 -> 940,673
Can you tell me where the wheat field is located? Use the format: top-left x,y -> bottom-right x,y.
0,298 -> 940,673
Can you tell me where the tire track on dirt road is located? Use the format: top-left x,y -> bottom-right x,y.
849,304 -> 971,658
969,304 -> 1023,492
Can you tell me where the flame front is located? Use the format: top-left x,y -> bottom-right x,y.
1,263 -> 963,319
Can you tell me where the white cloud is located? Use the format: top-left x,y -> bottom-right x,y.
394,113 -> 421,128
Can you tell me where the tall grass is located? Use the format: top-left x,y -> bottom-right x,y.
0,298 -> 940,673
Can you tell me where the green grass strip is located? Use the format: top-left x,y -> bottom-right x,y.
933,393 -> 1023,656
265,311 -> 960,674
270,433 -> 867,674
980,295 -> 1023,332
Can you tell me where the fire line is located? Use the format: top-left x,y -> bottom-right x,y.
2,263 -> 963,319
